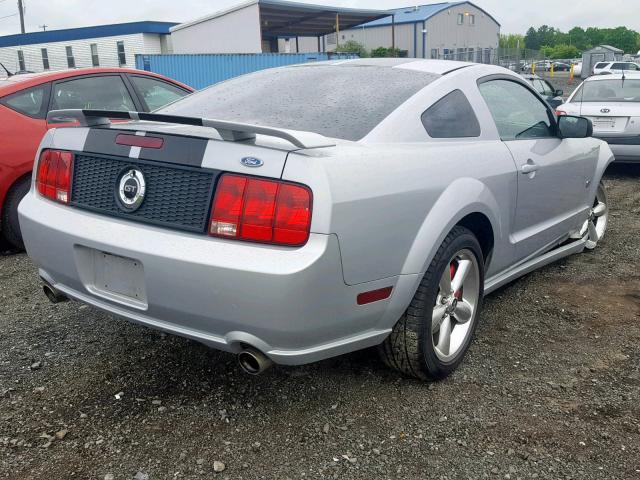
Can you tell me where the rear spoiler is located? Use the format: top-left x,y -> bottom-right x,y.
46,109 -> 336,150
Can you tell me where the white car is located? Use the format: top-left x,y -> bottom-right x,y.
573,62 -> 582,76
592,61 -> 640,76
558,73 -> 640,162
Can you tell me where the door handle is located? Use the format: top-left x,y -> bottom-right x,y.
521,161 -> 539,175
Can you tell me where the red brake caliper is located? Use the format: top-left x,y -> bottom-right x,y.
450,262 -> 463,300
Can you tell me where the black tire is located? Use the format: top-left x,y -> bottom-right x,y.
1,176 -> 30,250
379,226 -> 484,380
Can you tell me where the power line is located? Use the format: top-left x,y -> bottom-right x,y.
0,12 -> 17,20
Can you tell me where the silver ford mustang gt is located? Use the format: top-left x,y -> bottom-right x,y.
19,59 -> 613,380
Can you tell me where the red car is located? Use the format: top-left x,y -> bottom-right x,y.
0,68 -> 193,249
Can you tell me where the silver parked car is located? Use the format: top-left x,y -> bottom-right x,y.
19,59 -> 613,380
559,73 -> 640,162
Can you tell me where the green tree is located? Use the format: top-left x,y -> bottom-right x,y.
500,34 -> 525,49
525,27 -> 540,50
541,44 -> 580,59
602,27 -> 638,53
335,40 -> 369,58
567,27 -> 589,50
370,46 -> 405,58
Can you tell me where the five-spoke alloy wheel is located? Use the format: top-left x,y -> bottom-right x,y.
432,249 -> 481,362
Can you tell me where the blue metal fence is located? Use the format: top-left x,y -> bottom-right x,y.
135,53 -> 358,90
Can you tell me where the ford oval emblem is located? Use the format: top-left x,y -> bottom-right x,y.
240,157 -> 264,168
600,108 -> 611,114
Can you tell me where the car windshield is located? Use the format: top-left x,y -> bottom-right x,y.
159,65 -> 439,141
574,79 -> 640,102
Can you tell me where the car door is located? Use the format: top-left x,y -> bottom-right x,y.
478,78 -> 594,261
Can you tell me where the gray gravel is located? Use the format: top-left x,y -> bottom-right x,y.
1,165 -> 639,479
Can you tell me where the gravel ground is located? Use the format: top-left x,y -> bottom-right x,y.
1,165 -> 639,480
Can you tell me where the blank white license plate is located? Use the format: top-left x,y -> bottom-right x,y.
590,117 -> 623,131
93,251 -> 145,302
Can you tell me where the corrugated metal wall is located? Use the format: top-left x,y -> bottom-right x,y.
135,53 -> 358,89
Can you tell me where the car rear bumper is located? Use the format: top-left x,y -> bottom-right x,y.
19,193 -> 415,365
594,136 -> 640,162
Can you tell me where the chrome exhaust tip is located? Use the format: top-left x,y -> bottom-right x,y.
42,283 -> 68,304
238,348 -> 273,375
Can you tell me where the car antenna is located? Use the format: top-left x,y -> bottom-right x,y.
0,62 -> 13,77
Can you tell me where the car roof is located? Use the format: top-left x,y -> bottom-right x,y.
0,67 -> 193,95
328,57 -> 473,73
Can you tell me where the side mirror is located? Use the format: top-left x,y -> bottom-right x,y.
554,89 -> 563,97
558,115 -> 593,139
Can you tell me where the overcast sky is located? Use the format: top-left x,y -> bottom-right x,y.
0,0 -> 638,37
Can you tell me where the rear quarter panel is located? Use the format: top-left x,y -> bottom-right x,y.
284,141 -> 517,286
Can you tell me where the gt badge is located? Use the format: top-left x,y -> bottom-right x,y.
117,168 -> 146,211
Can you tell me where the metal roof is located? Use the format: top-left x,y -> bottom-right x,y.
585,45 -> 624,53
259,0 -> 392,37
359,1 -> 500,28
0,21 -> 177,48
171,0 -> 392,37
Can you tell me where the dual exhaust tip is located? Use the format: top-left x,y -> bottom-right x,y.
41,280 -> 273,375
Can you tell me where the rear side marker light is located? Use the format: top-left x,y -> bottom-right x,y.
116,134 -> 164,149
36,150 -> 74,204
357,287 -> 393,305
209,174 -> 312,246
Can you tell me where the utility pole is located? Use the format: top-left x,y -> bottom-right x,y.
39,24 -> 47,31
17,0 -> 25,34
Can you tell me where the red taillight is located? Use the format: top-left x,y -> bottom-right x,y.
210,174 -> 312,246
36,150 -> 74,204
556,109 -> 567,116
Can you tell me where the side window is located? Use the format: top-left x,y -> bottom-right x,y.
594,62 -> 607,69
1,85 -> 47,118
543,81 -> 556,96
51,75 -> 135,111
478,79 -> 554,141
129,76 -> 189,111
531,79 -> 546,94
421,89 -> 481,138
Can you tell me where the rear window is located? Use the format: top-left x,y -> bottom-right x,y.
159,65 -> 438,141
421,90 -> 480,138
574,79 -> 640,102
1,84 -> 47,117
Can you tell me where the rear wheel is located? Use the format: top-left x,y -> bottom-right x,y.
379,226 -> 484,380
1,176 -> 30,250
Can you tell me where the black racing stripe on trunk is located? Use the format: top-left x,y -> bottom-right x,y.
83,128 -> 131,158
83,128 -> 208,167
